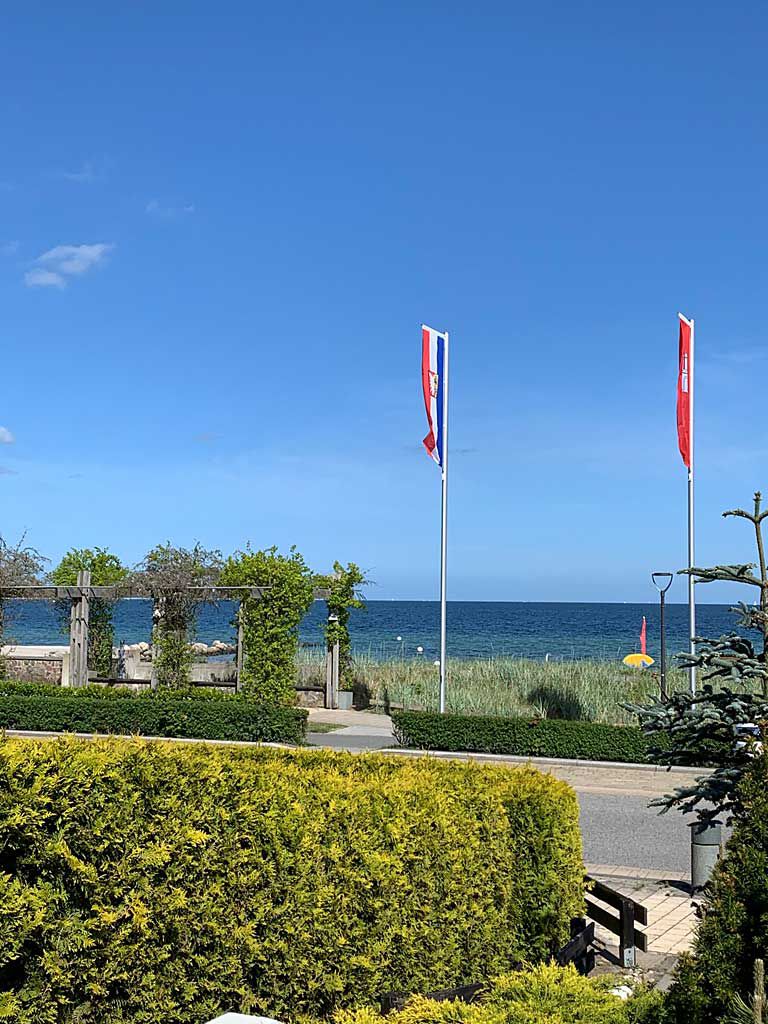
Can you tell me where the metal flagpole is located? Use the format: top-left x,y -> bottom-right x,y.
688,317 -> 696,693
439,331 -> 450,713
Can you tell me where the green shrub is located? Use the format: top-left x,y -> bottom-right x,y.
0,681 -> 307,743
664,754 -> 768,1024
333,965 -> 650,1024
221,546 -> 316,703
392,710 -> 669,764
0,739 -> 583,1023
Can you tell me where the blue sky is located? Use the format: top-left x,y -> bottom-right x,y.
1,2 -> 767,601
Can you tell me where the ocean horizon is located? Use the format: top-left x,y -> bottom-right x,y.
2,598 -> 747,663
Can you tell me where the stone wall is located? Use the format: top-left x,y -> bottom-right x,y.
2,657 -> 63,684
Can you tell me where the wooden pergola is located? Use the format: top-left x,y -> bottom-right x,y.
1,572 -> 336,699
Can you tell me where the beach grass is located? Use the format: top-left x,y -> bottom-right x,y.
297,650 -> 700,725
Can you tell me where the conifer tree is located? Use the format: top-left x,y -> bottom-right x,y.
626,492 -> 768,824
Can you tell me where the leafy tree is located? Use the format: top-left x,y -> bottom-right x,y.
221,546 -> 315,703
132,543 -> 222,689
316,561 -> 368,689
626,491 -> 768,824
0,535 -> 48,675
49,547 -> 128,677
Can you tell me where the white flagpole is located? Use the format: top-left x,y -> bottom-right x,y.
688,317 -> 696,693
439,331 -> 449,713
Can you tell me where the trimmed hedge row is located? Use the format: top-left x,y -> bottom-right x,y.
392,710 -> 663,763
0,681 -> 307,744
0,738 -> 584,1023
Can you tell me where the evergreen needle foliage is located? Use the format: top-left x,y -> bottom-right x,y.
0,739 -> 583,1023
626,491 -> 768,824
665,762 -> 768,1024
334,966 -> 663,1024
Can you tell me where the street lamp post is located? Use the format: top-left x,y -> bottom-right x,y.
651,572 -> 674,699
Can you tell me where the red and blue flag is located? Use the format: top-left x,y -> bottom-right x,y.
421,324 -> 447,467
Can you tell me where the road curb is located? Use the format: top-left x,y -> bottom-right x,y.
375,746 -> 711,775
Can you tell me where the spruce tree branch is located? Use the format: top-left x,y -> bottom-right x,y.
724,509 -> 758,524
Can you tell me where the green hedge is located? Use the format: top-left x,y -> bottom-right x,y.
664,755 -> 768,1024
0,681 -> 307,744
0,738 -> 584,1023
392,710 -> 661,763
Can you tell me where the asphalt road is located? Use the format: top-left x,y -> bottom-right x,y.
578,791 -> 697,874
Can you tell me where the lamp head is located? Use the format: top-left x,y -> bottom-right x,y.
651,572 -> 674,594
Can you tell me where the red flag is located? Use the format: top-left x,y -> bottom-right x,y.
677,315 -> 692,468
640,616 -> 647,655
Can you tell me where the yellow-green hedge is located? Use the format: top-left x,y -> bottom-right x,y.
333,965 -> 663,1024
0,739 -> 583,1024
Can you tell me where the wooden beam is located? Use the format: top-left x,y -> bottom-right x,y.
1,585 -> 331,601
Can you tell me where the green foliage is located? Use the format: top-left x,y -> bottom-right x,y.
0,680 -> 307,742
0,535 -> 48,677
334,965 -> 648,1024
392,710 -> 671,764
627,491 -> 768,825
664,759 -> 768,1024
222,545 -> 315,703
49,547 -> 128,677
49,548 -> 127,588
134,543 -> 222,689
624,687 -> 762,825
0,739 -> 583,1023
317,562 -> 368,689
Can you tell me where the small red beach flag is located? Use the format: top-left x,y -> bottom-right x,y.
640,616 -> 647,656
677,315 -> 692,468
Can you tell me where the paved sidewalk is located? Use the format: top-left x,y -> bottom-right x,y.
307,709 -> 394,729
587,865 -> 696,957
306,710 -> 707,796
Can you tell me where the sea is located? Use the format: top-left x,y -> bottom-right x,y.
1,599 -> 746,663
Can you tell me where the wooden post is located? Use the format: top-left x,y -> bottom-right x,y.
332,638 -> 340,709
69,570 -> 91,688
325,612 -> 334,709
619,897 -> 636,968
235,604 -> 244,694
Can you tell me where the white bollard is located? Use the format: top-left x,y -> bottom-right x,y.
691,820 -> 722,891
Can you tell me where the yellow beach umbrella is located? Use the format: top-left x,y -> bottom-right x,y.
623,653 -> 655,669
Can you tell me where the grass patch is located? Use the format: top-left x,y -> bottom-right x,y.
298,652 -> 689,724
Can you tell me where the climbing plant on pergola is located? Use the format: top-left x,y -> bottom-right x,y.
0,535 -> 48,671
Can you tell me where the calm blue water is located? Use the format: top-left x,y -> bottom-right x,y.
1,599 -> 745,662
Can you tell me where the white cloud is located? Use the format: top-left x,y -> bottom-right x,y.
24,268 -> 65,289
0,427 -> 15,444
146,198 -> 195,218
25,242 -> 114,288
61,161 -> 98,183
